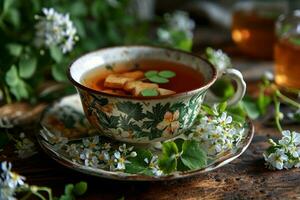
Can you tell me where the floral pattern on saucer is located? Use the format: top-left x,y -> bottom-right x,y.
38,94 -> 254,181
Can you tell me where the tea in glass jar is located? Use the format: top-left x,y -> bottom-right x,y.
232,1 -> 287,59
275,10 -> 300,89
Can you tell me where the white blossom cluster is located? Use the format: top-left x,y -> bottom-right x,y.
157,10 -> 195,44
189,105 -> 245,156
205,47 -> 232,72
64,136 -> 137,171
0,162 -> 26,200
34,8 -> 78,54
264,130 -> 300,170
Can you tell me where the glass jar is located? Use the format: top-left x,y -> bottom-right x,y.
232,1 -> 288,59
274,10 -> 300,89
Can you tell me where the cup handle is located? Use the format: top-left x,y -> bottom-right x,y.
205,68 -> 246,106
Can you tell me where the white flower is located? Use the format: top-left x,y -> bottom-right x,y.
206,48 -> 232,72
0,162 -> 26,200
14,133 -> 37,159
114,151 -> 129,170
281,130 -> 300,146
144,155 -> 163,176
166,11 -> 195,38
191,107 -> 243,156
263,71 -> 274,81
264,149 -> 288,170
118,144 -> 134,154
80,148 -> 94,166
157,10 -> 195,44
34,8 -> 78,54
216,112 -> 232,125
83,136 -> 100,150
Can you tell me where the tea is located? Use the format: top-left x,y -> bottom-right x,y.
274,35 -> 300,89
232,10 -> 276,59
81,59 -> 205,97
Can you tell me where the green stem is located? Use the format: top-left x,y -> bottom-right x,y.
37,187 -> 53,200
273,94 -> 283,132
32,191 -> 47,200
3,85 -> 12,104
276,90 -> 300,109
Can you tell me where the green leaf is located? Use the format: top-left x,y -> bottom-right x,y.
52,64 -> 67,82
6,43 -> 22,57
50,45 -> 63,63
174,138 -> 184,153
158,141 -> 178,174
64,184 -> 74,196
145,70 -> 158,78
218,101 -> 227,113
210,79 -> 235,100
148,75 -> 169,84
19,56 -> 37,78
201,104 -> 214,115
158,70 -> 176,78
177,38 -> 192,51
5,65 -> 19,86
241,97 -> 260,119
289,37 -> 300,46
6,8 -> 20,27
227,103 -> 246,123
180,140 -> 207,170
3,0 -> 14,14
73,181 -> 87,196
125,149 -> 153,175
257,91 -> 271,115
141,88 -> 159,97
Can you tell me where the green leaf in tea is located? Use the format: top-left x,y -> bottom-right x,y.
141,88 -> 159,97
145,70 -> 158,78
148,75 -> 169,84
158,70 -> 176,78
145,70 -> 176,84
180,140 -> 207,170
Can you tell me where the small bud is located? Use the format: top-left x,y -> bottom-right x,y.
278,112 -> 284,120
130,151 -> 137,157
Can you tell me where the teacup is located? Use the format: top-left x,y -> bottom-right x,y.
68,46 -> 246,144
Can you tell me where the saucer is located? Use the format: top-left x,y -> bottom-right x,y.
37,94 -> 254,181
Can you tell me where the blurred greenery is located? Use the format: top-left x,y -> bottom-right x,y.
0,0 -> 193,104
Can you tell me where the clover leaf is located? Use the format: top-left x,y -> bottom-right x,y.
158,141 -> 178,174
180,140 -> 207,170
141,88 -> 159,97
145,70 -> 176,84
158,70 -> 176,78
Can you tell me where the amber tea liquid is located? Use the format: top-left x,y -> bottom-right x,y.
275,35 -> 300,89
232,10 -> 276,59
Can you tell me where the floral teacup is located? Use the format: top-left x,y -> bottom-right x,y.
68,46 -> 246,144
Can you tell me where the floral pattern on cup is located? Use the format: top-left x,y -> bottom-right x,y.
78,89 -> 204,143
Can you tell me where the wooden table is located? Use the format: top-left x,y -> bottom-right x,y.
1,84 -> 300,200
